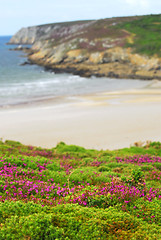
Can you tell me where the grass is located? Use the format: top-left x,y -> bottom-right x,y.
117,14 -> 161,57
0,140 -> 160,239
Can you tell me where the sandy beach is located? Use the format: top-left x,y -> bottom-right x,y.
0,80 -> 161,150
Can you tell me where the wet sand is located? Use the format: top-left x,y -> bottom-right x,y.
0,82 -> 161,150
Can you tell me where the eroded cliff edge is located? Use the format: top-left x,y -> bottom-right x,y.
9,15 -> 161,79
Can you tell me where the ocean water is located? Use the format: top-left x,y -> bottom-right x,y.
0,36 -> 150,107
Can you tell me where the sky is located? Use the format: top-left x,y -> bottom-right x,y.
0,0 -> 161,35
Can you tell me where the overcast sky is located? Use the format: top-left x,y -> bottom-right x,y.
0,0 -> 160,35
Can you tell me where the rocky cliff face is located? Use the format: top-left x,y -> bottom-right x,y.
9,15 -> 161,79
28,41 -> 161,79
9,20 -> 95,44
9,27 -> 38,44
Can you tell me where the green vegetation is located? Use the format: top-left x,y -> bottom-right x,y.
118,14 -> 161,56
0,140 -> 161,239
39,14 -> 161,57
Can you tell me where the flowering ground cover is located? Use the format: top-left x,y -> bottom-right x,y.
0,140 -> 161,239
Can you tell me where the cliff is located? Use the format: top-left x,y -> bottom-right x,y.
9,14 -> 161,79
9,20 -> 95,44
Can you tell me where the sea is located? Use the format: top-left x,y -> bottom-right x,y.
0,36 -> 150,108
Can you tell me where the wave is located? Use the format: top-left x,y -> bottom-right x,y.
0,37 -> 151,107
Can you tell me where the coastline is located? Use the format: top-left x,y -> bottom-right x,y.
28,58 -> 161,80
9,46 -> 161,80
0,84 -> 161,150
8,14 -> 161,82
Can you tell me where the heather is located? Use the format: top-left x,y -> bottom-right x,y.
0,140 -> 161,239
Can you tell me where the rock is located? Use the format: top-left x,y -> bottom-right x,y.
89,52 -> 104,64
19,61 -> 32,66
65,49 -> 88,63
8,20 -> 95,45
9,46 -> 30,51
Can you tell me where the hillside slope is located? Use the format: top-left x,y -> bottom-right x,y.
9,14 -> 161,79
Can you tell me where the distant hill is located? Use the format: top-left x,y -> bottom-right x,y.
9,14 -> 161,79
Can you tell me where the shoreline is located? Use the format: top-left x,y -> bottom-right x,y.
8,47 -> 161,80
28,58 -> 161,80
1,78 -> 161,110
0,85 -> 161,150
